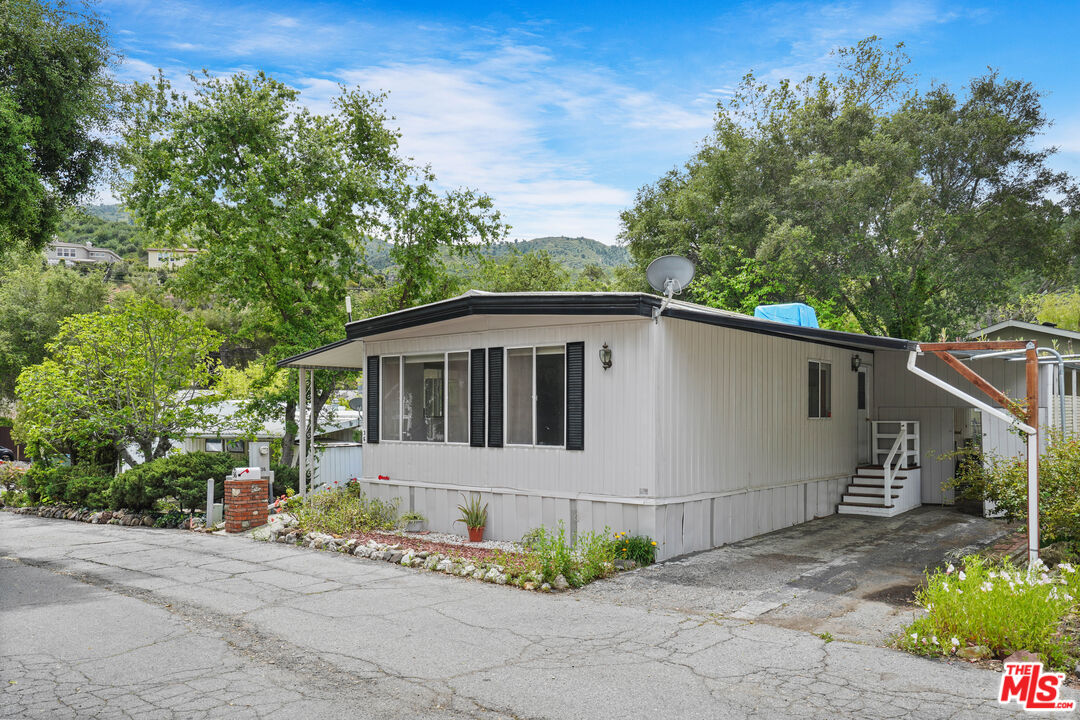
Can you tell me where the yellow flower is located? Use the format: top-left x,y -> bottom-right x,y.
651,541 -> 657,546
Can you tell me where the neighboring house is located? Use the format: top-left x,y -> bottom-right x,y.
280,291 -> 1069,560
46,240 -> 121,265
147,247 -> 201,270
969,320 -> 1080,436
123,400 -> 363,484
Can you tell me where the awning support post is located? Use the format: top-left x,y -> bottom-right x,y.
298,369 -> 307,497
907,343 -> 1040,566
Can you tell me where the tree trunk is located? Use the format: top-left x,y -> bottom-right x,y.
281,398 -> 296,467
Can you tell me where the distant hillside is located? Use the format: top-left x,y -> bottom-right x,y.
483,237 -> 629,270
77,205 -> 630,273
83,203 -> 132,224
56,206 -> 143,260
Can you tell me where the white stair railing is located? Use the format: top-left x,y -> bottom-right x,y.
881,426 -> 906,508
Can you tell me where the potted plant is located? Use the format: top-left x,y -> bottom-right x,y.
456,494 -> 488,542
398,511 -> 427,533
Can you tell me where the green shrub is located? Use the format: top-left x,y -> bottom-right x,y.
109,452 -> 238,511
19,463 -> 110,507
614,532 -> 657,565
953,431 -> 1080,546
898,555 -> 1080,669
63,468 -> 111,507
295,482 -> 399,535
527,523 -> 619,586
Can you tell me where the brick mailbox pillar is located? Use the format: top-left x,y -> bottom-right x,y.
224,476 -> 269,533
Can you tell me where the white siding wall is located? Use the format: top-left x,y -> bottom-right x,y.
653,319 -> 868,498
643,319 -> 870,557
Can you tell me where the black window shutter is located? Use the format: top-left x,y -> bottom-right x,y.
566,342 -> 584,450
366,355 -> 379,443
487,347 -> 504,447
470,349 -> 486,447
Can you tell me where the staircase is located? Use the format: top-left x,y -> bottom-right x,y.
838,420 -> 922,518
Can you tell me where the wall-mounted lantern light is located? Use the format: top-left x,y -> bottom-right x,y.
851,354 -> 862,372
599,342 -> 613,370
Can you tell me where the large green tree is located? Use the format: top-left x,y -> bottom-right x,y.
621,38 -> 1079,339
0,0 -> 118,255
116,71 -> 504,465
15,296 -> 221,466
0,257 -> 108,402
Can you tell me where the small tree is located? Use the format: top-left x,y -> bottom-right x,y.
0,258 -> 108,401
15,296 -> 222,466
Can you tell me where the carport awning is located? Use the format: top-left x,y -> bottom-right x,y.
277,338 -> 364,370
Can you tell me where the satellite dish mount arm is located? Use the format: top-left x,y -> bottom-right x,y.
653,278 -> 681,323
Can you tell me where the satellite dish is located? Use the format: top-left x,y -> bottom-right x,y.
348,397 -> 363,412
646,255 -> 695,322
646,255 -> 695,295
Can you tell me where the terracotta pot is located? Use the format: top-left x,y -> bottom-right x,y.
467,526 -> 485,543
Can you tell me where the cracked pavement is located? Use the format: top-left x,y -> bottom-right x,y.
0,513 -> 1062,718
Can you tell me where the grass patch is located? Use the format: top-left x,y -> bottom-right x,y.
898,555 -> 1080,669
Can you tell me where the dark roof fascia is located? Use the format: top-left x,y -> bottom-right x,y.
659,305 -> 917,353
342,292 -> 915,353
344,294 -> 657,339
275,337 -> 362,369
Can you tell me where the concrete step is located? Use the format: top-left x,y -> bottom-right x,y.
842,492 -> 900,505
847,484 -> 905,496
856,466 -> 918,478
837,502 -> 907,518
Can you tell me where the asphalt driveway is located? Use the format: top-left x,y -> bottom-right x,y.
0,510 -> 1041,719
585,506 -> 1016,644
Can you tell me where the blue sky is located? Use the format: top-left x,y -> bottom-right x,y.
99,0 -> 1080,244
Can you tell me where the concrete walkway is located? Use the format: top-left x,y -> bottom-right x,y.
0,512 -> 1056,719
585,507 -> 1016,644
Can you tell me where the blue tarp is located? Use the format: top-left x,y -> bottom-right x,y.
753,303 -> 819,328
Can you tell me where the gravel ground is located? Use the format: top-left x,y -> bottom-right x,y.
348,529 -> 526,563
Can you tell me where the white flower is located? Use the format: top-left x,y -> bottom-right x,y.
942,583 -> 949,592
956,588 -> 963,595
946,564 -> 955,575
911,633 -> 919,641
988,571 -> 998,579
926,603 -> 933,611
981,582 -> 993,592
1060,562 -> 1075,573
932,636 -> 939,645
958,570 -> 966,581
951,637 -> 960,647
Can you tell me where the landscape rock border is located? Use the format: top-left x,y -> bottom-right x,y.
258,513 -> 637,592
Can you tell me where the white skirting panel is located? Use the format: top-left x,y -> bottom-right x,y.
349,473 -> 849,562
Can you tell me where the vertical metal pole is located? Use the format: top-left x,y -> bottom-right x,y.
206,476 -> 214,528
1026,342 -> 1040,566
308,368 -> 316,491
298,368 -> 307,497
1073,369 -> 1078,435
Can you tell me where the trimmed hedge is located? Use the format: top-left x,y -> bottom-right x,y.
20,464 -> 111,507
109,452 -> 239,511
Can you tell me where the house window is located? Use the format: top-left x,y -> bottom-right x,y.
226,439 -> 246,453
205,438 -> 224,452
506,345 -> 565,446
56,247 -> 77,258
809,360 -> 832,418
380,352 -> 470,443
857,370 -> 867,411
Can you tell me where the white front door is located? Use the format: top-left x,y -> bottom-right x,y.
857,365 -> 873,464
